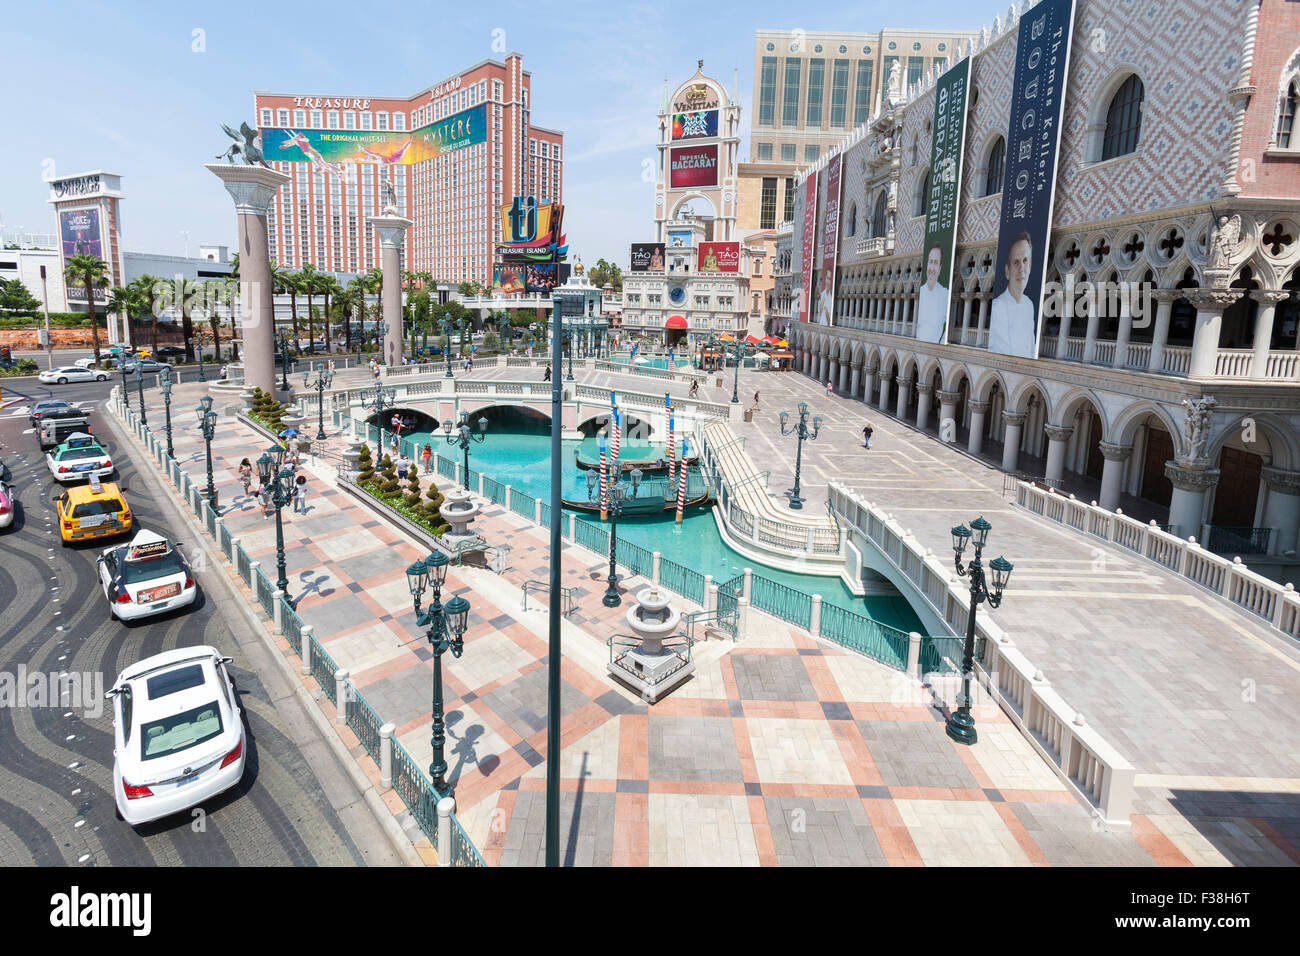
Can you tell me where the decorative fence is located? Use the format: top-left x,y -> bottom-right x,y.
818,601 -> 909,670
659,559 -> 705,604
749,574 -> 813,630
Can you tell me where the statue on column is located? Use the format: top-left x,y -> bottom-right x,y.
1204,212 -> 1240,288
1180,395 -> 1217,462
381,175 -> 399,216
217,122 -> 267,166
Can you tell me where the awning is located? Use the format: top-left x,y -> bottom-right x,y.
665,315 -> 688,329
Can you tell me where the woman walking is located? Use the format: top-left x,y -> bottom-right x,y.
293,474 -> 308,514
422,443 -> 433,475
238,457 -> 253,496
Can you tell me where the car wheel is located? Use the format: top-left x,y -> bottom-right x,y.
96,374 -> 107,381
58,378 -> 68,385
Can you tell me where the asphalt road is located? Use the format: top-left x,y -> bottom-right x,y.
0,388 -> 398,866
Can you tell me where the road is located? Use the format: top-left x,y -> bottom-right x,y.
0,382 -> 400,866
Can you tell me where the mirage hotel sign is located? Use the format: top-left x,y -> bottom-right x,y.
50,174 -> 104,199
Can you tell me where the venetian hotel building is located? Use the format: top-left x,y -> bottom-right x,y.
254,53 -> 563,284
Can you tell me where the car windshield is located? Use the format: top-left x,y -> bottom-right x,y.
36,402 -> 70,413
71,499 -> 123,518
139,701 -> 224,761
123,552 -> 185,584
57,444 -> 105,460
145,664 -> 205,700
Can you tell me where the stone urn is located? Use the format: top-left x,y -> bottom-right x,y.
281,405 -> 308,430
439,486 -> 480,537
608,584 -> 693,703
240,390 -> 255,414
625,585 -> 681,654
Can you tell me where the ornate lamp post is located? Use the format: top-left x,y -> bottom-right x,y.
946,516 -> 1014,745
438,317 -> 454,377
119,358 -> 130,405
160,366 -> 175,459
406,551 -> 471,801
194,395 -> 218,509
359,385 -> 398,452
134,363 -> 148,425
730,337 -> 743,404
442,410 -> 487,490
302,361 -> 335,441
192,335 -> 207,382
602,468 -> 642,607
256,443 -> 297,600
563,327 -> 575,381
277,332 -> 294,392
778,401 -> 822,510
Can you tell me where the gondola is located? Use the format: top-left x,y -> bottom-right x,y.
561,489 -> 712,516
573,450 -> 700,476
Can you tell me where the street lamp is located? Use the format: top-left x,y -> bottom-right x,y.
134,363 -> 148,425
194,394 -> 218,509
438,317 -> 454,377
946,516 -> 1014,745
563,327 -> 575,381
778,401 -> 822,510
256,443 -> 297,600
406,550 -> 471,801
359,385 -> 398,453
442,410 -> 487,490
277,332 -> 294,392
160,366 -> 175,459
303,361 -> 335,441
192,335 -> 206,382
601,468 -> 642,607
730,337 -> 744,404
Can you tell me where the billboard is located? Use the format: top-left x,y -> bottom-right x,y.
988,0 -> 1077,359
915,57 -> 971,345
524,262 -> 569,293
816,154 -> 842,326
799,171 -> 817,323
261,104 -> 487,172
630,243 -> 665,272
667,230 -> 692,248
60,207 -> 102,259
671,110 -> 719,140
496,196 -> 567,261
697,242 -> 739,273
494,263 -> 525,295
669,144 -> 719,188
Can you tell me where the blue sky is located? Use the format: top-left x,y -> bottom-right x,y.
0,0 -> 983,269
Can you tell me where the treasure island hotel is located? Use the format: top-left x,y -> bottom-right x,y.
254,53 -> 563,284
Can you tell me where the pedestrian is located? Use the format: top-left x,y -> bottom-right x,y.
862,423 -> 873,449
288,435 -> 302,467
826,380 -> 834,397
544,364 -> 552,381
753,390 -> 760,410
259,480 -> 273,519
389,432 -> 400,455
422,443 -> 433,474
293,474 -> 308,514
396,451 -> 410,476
219,364 -> 228,380
238,457 -> 253,495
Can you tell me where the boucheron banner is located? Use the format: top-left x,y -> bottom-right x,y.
798,170 -> 817,323
987,0 -> 1077,359
915,56 -> 971,345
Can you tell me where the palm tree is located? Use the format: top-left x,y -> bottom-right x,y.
65,254 -> 109,368
365,267 -> 384,348
335,283 -> 359,353
202,279 -> 228,362
279,270 -> 302,347
299,263 -> 322,351
320,276 -> 343,353
107,285 -> 139,353
174,276 -> 203,363
229,253 -> 240,279
128,275 -> 162,355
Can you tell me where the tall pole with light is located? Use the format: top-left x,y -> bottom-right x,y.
359,385 -> 397,453
134,364 -> 148,425
160,366 -> 175,459
442,410 -> 487,490
303,361 -> 335,441
277,332 -> 293,392
256,443 -> 297,600
778,401 -> 821,510
193,335 -> 207,382
946,517 -> 1014,745
439,317 -> 454,377
601,468 -> 641,607
195,395 -> 218,509
731,337 -> 743,404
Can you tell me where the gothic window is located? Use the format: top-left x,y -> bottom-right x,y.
984,136 -> 1005,197
1102,74 -> 1144,160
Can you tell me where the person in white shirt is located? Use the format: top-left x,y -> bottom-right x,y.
914,243 -> 950,344
987,231 -> 1038,358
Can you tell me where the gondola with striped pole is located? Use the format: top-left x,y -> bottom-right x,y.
675,437 -> 690,524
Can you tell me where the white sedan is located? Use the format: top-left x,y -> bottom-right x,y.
107,645 -> 246,827
45,433 -> 114,483
96,530 -> 198,620
39,365 -> 108,384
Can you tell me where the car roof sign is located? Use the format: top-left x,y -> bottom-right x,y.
126,530 -> 171,561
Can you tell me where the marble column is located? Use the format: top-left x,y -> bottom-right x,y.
1148,290 -> 1178,373
915,383 -> 934,430
1043,423 -> 1074,484
1165,459 -> 1220,540
1187,288 -> 1242,378
895,376 -> 912,419
1250,290 -> 1288,379
960,293 -> 975,345
1261,467 -> 1300,554
839,359 -> 850,393
1098,441 -> 1133,511
1081,304 -> 1102,364
863,365 -> 877,405
1001,411 -> 1026,472
977,295 -> 991,346
877,371 -> 893,412
206,163 -> 289,397
967,399 -> 990,456
1112,292 -> 1134,369
936,388 -> 960,443
828,358 -> 839,389
1055,300 -> 1072,359
369,212 -> 414,367
848,362 -> 861,399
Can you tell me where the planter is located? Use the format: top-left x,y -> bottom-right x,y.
439,486 -> 480,538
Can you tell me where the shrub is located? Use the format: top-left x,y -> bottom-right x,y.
356,442 -> 375,485
377,454 -> 401,497
404,467 -> 423,509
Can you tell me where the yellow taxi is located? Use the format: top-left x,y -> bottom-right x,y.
55,477 -> 133,546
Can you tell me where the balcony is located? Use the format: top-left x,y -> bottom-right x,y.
854,237 -> 891,258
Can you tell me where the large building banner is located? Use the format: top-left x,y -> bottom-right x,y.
798,170 -> 817,323
915,57 -> 971,345
262,104 -> 487,170
988,0 -> 1077,359
816,153 -> 841,326
60,207 -> 102,259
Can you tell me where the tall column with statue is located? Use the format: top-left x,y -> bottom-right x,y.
369,178 -> 413,367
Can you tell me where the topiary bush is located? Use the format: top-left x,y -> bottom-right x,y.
356,442 -> 375,485
377,454 -> 401,497
404,466 -> 423,509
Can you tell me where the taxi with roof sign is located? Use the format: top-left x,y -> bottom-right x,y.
97,530 -> 198,621
55,477 -> 132,545
45,432 -> 114,483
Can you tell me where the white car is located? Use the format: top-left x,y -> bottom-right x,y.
39,365 -> 108,384
96,530 -> 198,621
0,481 -> 14,530
45,433 -> 114,483
106,645 -> 245,827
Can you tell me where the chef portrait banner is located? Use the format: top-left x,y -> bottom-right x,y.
815,153 -> 841,326
914,57 -> 971,345
987,0 -> 1077,359
798,170 -> 817,323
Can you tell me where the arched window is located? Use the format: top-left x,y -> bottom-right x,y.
984,136 -> 1005,197
1102,74 -> 1144,160
1280,80 -> 1298,148
914,169 -> 930,217
871,191 -> 889,238
845,200 -> 858,237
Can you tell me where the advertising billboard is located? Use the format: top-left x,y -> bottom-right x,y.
671,110 -> 719,140
799,171 -> 817,323
915,57 -> 971,345
669,144 -> 719,189
60,207 -> 102,259
494,264 -> 525,295
524,263 -> 569,293
496,196 -> 567,261
697,242 -> 740,273
987,0 -> 1077,359
630,243 -> 665,272
261,104 -> 487,172
816,154 -> 842,326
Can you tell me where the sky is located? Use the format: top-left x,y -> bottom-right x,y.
0,0 -> 983,270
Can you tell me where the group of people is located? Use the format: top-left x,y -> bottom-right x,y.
237,432 -> 311,519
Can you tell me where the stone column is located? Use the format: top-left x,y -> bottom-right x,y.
1055,301 -> 1072,359
1261,467 -> 1300,554
206,163 -> 289,396
915,383 -> 934,430
1001,411 -> 1026,472
895,376 -> 912,419
863,364 -> 877,405
977,295 -> 991,345
877,371 -> 893,412
936,388 -> 960,443
1148,290 -> 1178,373
960,293 -> 975,345
1165,459 -> 1220,539
1112,291 -> 1134,369
839,359 -> 851,393
1098,441 -> 1133,512
1043,423 -> 1074,484
1187,288 -> 1242,378
1081,303 -> 1102,364
369,212 -> 414,368
967,399 -> 990,455
1250,290 -> 1288,379
849,362 -> 861,400
828,358 -> 839,389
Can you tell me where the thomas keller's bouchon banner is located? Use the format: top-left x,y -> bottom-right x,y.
914,57 -> 971,345
816,153 -> 842,326
988,0 -> 1077,359
798,170 -> 818,323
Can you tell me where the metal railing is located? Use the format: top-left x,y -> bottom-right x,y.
818,601 -> 909,670
447,812 -> 486,866
608,631 -> 693,676
310,632 -> 339,705
1001,472 -> 1065,498
509,488 -> 535,521
574,518 -> 610,556
254,569 -> 276,618
389,737 -> 439,845
521,580 -> 577,616
682,607 -> 737,642
659,559 -> 705,604
345,678 -> 384,764
618,539 -> 655,579
1205,525 -> 1272,556
482,476 -> 507,504
749,573 -> 813,629
918,634 -> 988,676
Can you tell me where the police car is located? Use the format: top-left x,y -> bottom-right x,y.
45,433 -> 114,483
96,531 -> 198,621
106,646 -> 245,826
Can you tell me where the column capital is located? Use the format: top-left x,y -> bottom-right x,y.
1185,288 -> 1243,312
1164,459 -> 1221,492
1262,466 -> 1300,496
1150,288 -> 1183,304
916,382 -> 934,395
206,163 -> 289,216
878,368 -> 894,381
368,213 -> 414,249
1043,423 -> 1074,442
1250,290 -> 1290,306
1099,441 -> 1133,462
968,399 -> 991,413
895,376 -> 914,388
936,389 -> 962,404
1002,410 -> 1027,426
864,362 -> 879,375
